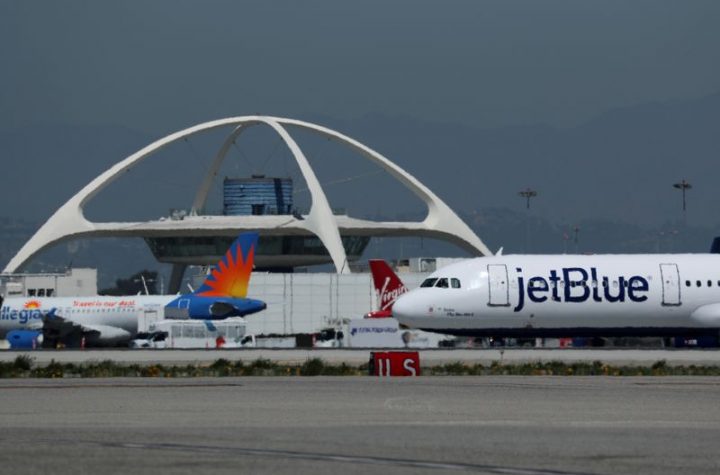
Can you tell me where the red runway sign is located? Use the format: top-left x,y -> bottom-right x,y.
370,351 -> 420,377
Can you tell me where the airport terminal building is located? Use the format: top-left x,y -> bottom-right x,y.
2,117 -> 486,339
4,116 -> 490,291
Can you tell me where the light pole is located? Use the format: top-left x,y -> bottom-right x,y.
518,188 -> 538,210
573,225 -> 580,253
518,188 -> 538,253
673,179 -> 692,226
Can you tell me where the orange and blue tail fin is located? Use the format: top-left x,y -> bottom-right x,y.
196,232 -> 258,298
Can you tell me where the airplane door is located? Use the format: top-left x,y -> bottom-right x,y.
659,263 -> 681,306
141,309 -> 160,332
487,264 -> 510,307
138,304 -> 161,332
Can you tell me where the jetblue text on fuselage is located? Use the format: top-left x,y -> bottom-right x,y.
512,267 -> 649,312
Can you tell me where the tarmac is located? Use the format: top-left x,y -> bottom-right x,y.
1,348 -> 720,367
1,376 -> 719,474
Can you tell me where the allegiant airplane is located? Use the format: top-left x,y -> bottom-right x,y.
1,232 -> 266,347
393,240 -> 720,339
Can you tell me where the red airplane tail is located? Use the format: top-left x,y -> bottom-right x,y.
369,260 -> 408,314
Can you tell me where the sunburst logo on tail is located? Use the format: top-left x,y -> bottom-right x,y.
197,233 -> 258,298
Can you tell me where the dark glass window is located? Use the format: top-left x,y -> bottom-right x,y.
451,278 -> 461,289
435,278 -> 449,288
420,278 -> 438,288
685,280 -> 691,287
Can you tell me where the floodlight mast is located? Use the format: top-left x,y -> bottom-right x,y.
518,188 -> 538,210
673,179 -> 692,227
673,179 -> 691,212
518,188 -> 538,253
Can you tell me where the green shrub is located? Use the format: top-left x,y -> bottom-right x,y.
300,358 -> 325,376
13,355 -> 33,371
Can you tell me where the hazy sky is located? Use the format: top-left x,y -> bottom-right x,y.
2,1 -> 719,133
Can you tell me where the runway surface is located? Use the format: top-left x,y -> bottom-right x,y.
1,377 -> 718,474
1,348 -> 720,367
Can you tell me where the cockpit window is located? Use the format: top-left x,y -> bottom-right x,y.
451,278 -> 461,289
435,278 -> 449,288
421,278 -> 438,288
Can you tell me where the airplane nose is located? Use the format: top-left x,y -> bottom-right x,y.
392,294 -> 413,322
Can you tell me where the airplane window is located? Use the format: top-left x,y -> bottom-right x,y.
421,278 -> 438,288
46,289 -> 54,297
451,278 -> 461,289
696,280 -> 701,287
685,280 -> 691,287
435,278 -> 449,288
28,289 -> 36,297
708,280 -> 712,287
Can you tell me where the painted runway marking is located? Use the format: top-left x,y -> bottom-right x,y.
48,439 -> 595,475
0,382 -> 245,390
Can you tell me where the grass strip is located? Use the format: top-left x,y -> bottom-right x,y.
2,355 -> 720,378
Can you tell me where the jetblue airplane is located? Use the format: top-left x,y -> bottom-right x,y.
392,247 -> 720,338
1,232 -> 266,347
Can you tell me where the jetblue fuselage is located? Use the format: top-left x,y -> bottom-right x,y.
392,254 -> 720,337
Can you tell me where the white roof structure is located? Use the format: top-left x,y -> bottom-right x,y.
4,116 -> 491,274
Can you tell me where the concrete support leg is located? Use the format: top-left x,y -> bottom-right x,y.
168,264 -> 187,294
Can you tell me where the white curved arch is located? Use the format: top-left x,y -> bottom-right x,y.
4,116 -> 491,273
187,118 -> 349,272
191,117 -> 490,255
276,118 -> 489,254
191,124 -> 245,215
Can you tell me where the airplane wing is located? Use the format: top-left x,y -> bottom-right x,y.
690,303 -> 720,326
210,300 -> 236,318
42,311 -> 80,342
42,312 -> 131,347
